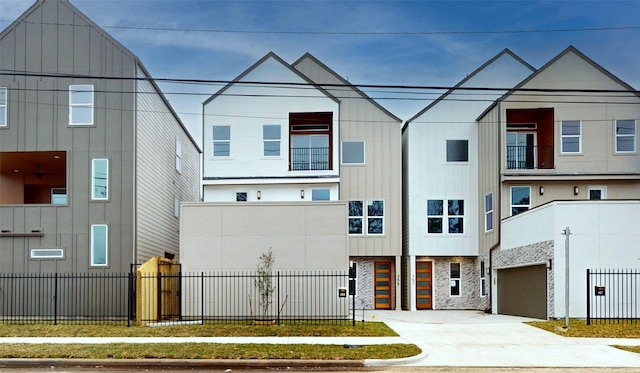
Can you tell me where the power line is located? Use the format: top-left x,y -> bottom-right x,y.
2,20 -> 639,36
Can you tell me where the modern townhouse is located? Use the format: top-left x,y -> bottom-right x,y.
180,52 -> 403,310
402,49 -> 535,311
0,0 -> 201,275
477,46 -> 640,319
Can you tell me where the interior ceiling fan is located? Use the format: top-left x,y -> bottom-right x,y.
32,163 -> 53,178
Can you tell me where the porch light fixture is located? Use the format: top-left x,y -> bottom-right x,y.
539,186 -> 544,195
257,190 -> 261,200
573,186 -> 579,196
300,189 -> 305,199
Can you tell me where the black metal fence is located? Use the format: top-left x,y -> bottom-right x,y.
0,270 -> 353,326
586,269 -> 639,325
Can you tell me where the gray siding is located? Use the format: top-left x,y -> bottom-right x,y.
135,70 -> 200,262
477,107 -> 501,259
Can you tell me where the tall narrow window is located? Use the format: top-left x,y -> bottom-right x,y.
212,125 -> 230,157
90,224 -> 108,266
174,197 -> 180,218
484,193 -> 493,232
342,141 -> 365,164
69,85 -> 94,125
367,200 -> 384,235
91,159 -> 109,200
0,87 -> 7,127
348,200 -> 364,235
616,119 -> 636,153
175,140 -> 182,172
447,200 -> 464,234
450,263 -> 461,296
480,261 -> 487,297
263,125 -> 281,156
561,120 -> 581,153
510,186 -> 531,216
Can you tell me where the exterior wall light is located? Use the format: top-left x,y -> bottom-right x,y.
573,186 -> 579,196
300,189 -> 305,199
257,190 -> 261,200
539,186 -> 544,195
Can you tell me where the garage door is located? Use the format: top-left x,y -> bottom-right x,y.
497,265 -> 547,319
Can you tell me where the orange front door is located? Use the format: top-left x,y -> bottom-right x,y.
416,261 -> 432,309
374,261 -> 392,309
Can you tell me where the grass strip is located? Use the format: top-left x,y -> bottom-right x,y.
614,346 -> 640,354
0,322 -> 397,338
527,319 -> 640,338
0,343 -> 421,360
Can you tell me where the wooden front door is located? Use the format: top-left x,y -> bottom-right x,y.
374,261 -> 392,309
416,261 -> 433,309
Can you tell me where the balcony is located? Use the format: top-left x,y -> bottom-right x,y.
506,145 -> 554,170
290,147 -> 329,171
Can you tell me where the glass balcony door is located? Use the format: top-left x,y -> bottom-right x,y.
290,134 -> 329,171
506,132 -> 536,169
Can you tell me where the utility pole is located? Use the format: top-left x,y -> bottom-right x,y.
561,227 -> 572,328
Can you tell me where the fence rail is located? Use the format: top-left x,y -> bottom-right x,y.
586,269 -> 639,325
0,270 -> 353,326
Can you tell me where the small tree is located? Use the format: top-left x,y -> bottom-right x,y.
254,248 -> 275,319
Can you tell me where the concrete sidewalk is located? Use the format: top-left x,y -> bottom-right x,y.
0,310 -> 639,368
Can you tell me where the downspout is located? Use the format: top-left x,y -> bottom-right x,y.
490,101 -> 503,312
132,61 -> 139,265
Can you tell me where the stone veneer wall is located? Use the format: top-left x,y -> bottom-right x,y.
430,257 -> 479,310
349,257 -> 396,310
492,240 -> 555,318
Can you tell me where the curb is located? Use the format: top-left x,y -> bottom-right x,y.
365,350 -> 427,366
0,358 -> 366,370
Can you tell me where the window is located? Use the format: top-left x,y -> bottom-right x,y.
484,193 -> 493,232
289,112 -> 332,171
174,197 -> 180,218
263,125 -> 281,156
90,224 -> 108,266
342,141 -> 365,164
175,140 -> 182,173
348,200 -> 384,235
91,159 -> 108,200
588,186 -> 607,200
213,126 -> 230,157
0,87 -> 7,127
561,120 -> 581,153
236,192 -> 248,202
69,85 -> 94,125
427,199 -> 464,234
52,188 -> 67,205
510,186 -> 531,216
450,263 -> 461,296
311,189 -> 330,201
31,249 -> 64,259
616,120 -> 636,153
446,140 -> 469,162
480,261 -> 486,297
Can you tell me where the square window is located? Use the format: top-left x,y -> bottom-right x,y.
342,141 -> 365,164
52,188 -> 67,205
348,200 -> 383,235
446,140 -> 469,162
561,121 -> 581,153
427,199 -> 464,234
616,120 -> 636,153
213,126 -> 230,157
236,192 -> 248,202
69,85 -> 94,125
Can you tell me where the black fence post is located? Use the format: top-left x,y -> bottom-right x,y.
586,269 -> 591,326
277,271 -> 280,326
201,272 -> 204,325
53,273 -> 58,326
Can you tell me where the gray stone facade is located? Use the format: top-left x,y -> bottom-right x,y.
417,257 -> 483,310
350,257 -> 397,310
492,240 -> 555,318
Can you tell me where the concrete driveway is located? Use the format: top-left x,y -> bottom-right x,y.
366,310 -> 640,368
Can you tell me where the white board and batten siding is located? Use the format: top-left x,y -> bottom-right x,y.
135,68 -> 200,262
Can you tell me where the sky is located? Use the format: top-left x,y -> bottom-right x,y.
2,0 -> 640,144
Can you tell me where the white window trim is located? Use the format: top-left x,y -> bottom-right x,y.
510,186 -> 531,216
480,261 -> 487,297
90,224 -> 108,267
30,248 -> 64,259
69,84 -> 94,126
341,141 -> 366,165
212,125 -> 231,158
348,199 -> 385,235
91,158 -> 109,200
175,139 -> 182,173
263,124 -> 281,157
615,119 -> 637,153
484,193 -> 493,233
450,262 -> 461,297
0,87 -> 7,127
348,200 -> 364,236
588,186 -> 607,200
560,120 -> 582,154
427,199 -> 465,235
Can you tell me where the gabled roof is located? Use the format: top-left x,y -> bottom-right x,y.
292,53 -> 402,123
405,48 -> 535,127
202,51 -> 340,106
476,45 -> 640,122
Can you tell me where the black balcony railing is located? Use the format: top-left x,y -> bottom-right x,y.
290,147 -> 329,171
506,145 -> 554,170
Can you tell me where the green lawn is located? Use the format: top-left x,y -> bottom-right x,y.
0,321 -> 421,360
526,319 -> 640,338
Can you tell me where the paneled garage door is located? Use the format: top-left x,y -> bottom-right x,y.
497,264 -> 547,319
